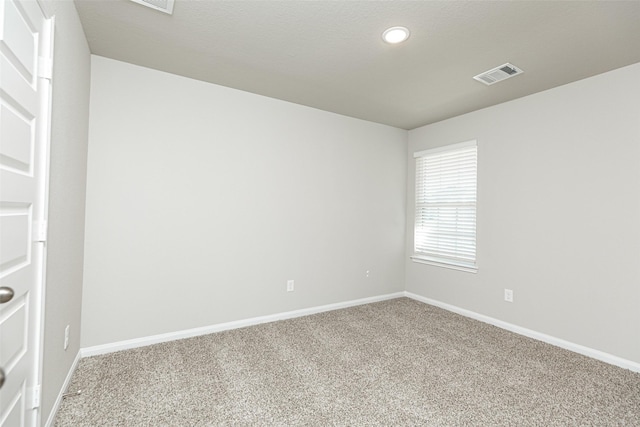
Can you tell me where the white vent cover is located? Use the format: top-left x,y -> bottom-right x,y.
473,63 -> 523,86
129,0 -> 174,15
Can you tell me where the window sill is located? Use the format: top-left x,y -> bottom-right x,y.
410,256 -> 478,274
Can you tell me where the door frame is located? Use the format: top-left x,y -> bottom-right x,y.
32,1 -> 54,425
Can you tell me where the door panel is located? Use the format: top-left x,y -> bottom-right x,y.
0,293 -> 28,370
0,211 -> 30,270
2,383 -> 25,427
1,0 -> 36,83
0,55 -> 38,118
1,104 -> 34,174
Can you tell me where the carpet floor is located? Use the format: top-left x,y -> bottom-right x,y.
55,298 -> 640,426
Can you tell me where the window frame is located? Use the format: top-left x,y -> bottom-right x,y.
411,140 -> 478,273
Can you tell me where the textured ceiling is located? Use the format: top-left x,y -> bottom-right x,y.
74,0 -> 640,130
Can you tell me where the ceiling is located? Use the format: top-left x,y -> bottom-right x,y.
74,0 -> 640,130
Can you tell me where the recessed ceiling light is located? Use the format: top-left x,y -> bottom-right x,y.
382,26 -> 410,44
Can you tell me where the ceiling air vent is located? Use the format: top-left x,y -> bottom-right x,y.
473,63 -> 523,86
130,0 -> 174,15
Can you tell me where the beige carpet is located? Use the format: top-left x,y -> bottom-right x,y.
55,298 -> 640,426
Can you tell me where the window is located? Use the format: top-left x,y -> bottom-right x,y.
412,140 -> 477,273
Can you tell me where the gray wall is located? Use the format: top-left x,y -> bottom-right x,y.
81,56 -> 407,348
41,0 -> 90,422
405,62 -> 640,363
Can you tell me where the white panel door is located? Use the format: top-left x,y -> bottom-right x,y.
0,0 -> 51,426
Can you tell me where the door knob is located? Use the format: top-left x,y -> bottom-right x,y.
0,367 -> 5,389
0,287 -> 14,304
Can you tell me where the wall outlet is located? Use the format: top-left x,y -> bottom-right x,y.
504,289 -> 513,303
286,280 -> 294,292
365,270 -> 370,278
64,325 -> 70,350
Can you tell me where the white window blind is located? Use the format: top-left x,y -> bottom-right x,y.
412,140 -> 477,272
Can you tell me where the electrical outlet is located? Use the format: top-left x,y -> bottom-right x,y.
504,289 -> 513,303
64,325 -> 70,350
287,280 -> 294,292
365,270 -> 370,278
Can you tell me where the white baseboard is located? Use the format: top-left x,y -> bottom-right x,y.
80,290 -> 639,373
404,291 -> 640,373
81,292 -> 405,358
44,349 -> 81,427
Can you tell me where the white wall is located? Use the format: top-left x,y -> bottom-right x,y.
406,62 -> 640,364
41,0 -> 90,422
81,56 -> 407,348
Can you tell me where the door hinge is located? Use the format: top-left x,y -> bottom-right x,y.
33,220 -> 48,242
38,56 -> 53,80
27,385 -> 41,409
